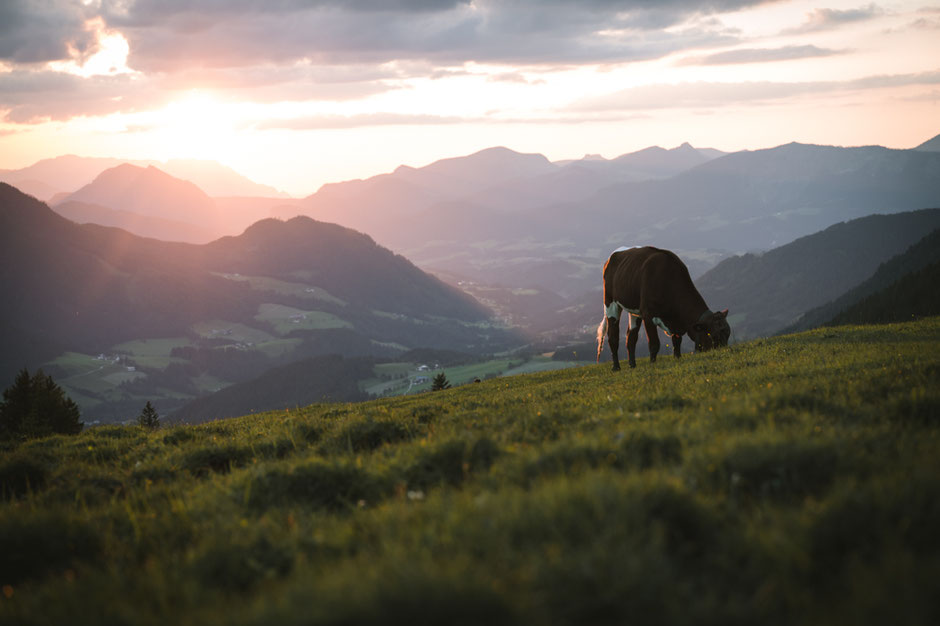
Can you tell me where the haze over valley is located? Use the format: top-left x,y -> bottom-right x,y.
1,0 -> 938,424
2,130 -> 939,423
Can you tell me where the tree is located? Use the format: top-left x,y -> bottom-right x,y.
0,368 -> 83,440
431,372 -> 451,391
137,401 -> 160,430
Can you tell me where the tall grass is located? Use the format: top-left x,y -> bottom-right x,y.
1,318 -> 938,625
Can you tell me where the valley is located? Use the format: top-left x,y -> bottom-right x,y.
2,133 -> 940,425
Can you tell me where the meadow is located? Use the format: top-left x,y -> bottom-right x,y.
1,318 -> 938,625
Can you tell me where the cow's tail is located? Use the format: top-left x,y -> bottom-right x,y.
596,316 -> 608,363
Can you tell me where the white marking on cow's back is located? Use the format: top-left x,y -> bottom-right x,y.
611,246 -> 637,254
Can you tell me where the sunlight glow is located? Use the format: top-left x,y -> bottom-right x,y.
48,18 -> 136,77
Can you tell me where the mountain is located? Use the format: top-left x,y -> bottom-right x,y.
159,159 -> 289,198
172,354 -> 373,423
296,141 -> 940,308
52,200 -> 216,244
914,132 -> 940,152
59,164 -> 218,222
786,228 -> 940,332
695,209 -> 940,340
824,260 -> 940,326
53,164 -> 286,243
0,155 -> 138,199
0,154 -> 288,201
301,146 -> 556,237
0,184 -> 519,421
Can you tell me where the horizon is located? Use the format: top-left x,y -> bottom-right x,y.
1,0 -> 938,197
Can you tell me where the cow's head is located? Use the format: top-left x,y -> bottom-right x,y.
691,309 -> 730,352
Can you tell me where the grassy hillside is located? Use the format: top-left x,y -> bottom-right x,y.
2,318 -> 939,625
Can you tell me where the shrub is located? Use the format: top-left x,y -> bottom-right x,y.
182,444 -> 253,476
406,437 -> 500,488
292,422 -> 323,443
0,512 -> 102,585
192,536 -> 294,592
711,440 -> 840,504
620,432 -> 682,469
324,418 -> 413,454
162,428 -> 197,445
0,454 -> 49,499
246,461 -> 389,512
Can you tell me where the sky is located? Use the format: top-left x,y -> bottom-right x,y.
0,0 -> 937,197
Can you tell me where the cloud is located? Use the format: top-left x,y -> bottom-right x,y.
1,1 -> 776,73
0,1 -> 100,64
786,3 -> 884,34
570,69 -> 940,112
680,45 -> 844,65
253,112 -> 468,130
0,69 -> 165,122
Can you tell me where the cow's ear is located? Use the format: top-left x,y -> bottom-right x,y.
719,309 -> 729,318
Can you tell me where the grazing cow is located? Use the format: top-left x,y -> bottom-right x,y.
597,246 -> 730,370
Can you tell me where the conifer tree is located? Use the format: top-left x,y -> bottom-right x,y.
0,369 -> 83,440
431,372 -> 451,391
137,401 -> 160,430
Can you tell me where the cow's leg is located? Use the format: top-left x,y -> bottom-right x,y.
644,317 -> 661,364
626,314 -> 641,368
672,334 -> 682,359
607,317 -> 621,371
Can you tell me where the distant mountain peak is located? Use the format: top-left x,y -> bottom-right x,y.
914,132 -> 940,152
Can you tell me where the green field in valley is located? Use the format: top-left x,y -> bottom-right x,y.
3,318 -> 939,625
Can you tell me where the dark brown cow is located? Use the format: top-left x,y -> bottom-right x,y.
597,246 -> 730,370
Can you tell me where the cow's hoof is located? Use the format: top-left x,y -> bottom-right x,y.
629,363 -> 636,369
611,364 -> 621,372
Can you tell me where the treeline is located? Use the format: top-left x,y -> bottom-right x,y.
827,261 -> 940,326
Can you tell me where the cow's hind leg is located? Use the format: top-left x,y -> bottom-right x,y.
626,314 -> 641,368
607,317 -> 621,371
644,317 -> 661,364
672,334 -> 682,359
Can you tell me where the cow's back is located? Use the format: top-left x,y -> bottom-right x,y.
604,246 -> 701,321
604,246 -> 672,307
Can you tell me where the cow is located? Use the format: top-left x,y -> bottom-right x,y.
596,246 -> 730,370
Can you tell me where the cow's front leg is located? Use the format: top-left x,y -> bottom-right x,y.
607,317 -> 621,371
672,334 -> 682,359
626,315 -> 641,368
644,317 -> 661,363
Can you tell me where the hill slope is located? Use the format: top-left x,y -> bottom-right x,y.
826,261 -> 940,326
0,184 -> 518,420
0,154 -> 287,199
787,228 -> 940,332
1,318 -> 938,625
696,209 -> 940,339
389,142 -> 940,303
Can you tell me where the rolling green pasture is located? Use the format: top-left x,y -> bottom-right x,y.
4,318 -> 939,625
112,338 -> 192,369
255,303 -> 352,335
213,273 -> 346,306
362,356 -> 581,397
